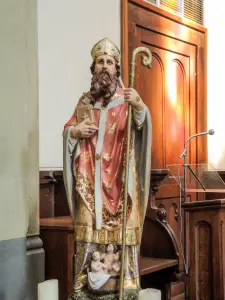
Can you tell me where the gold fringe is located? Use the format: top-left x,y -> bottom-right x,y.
75,224 -> 140,245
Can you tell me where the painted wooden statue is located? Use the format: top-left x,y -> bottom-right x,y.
63,37 -> 152,300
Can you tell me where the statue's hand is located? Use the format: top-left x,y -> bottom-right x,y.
70,119 -> 98,139
124,88 -> 144,111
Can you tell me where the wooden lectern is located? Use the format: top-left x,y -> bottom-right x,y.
182,199 -> 225,299
167,163 -> 225,299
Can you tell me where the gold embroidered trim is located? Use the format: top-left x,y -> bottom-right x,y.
75,223 -> 140,245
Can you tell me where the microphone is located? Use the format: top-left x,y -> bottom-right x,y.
179,129 -> 215,158
208,129 -> 215,135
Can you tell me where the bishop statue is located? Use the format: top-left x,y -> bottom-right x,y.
63,37 -> 152,300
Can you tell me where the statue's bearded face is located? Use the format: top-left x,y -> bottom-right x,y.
94,55 -> 117,76
90,55 -> 120,107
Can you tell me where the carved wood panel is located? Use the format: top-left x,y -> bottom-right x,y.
195,221 -> 213,299
40,171 -> 70,218
183,201 -> 225,299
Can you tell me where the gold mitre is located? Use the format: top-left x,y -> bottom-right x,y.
91,38 -> 120,62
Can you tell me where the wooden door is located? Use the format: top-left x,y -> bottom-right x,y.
134,28 -> 196,169
122,0 -> 207,169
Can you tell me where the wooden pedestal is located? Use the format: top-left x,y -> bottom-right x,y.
182,199 -> 225,299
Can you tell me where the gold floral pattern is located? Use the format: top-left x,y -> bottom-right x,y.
102,152 -> 111,162
108,122 -> 117,135
105,168 -> 111,174
81,151 -> 91,163
75,169 -> 134,233
75,169 -> 95,213
103,180 -> 112,191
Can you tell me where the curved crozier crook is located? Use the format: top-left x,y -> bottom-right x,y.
129,47 -> 152,88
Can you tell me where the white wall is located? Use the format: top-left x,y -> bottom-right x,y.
0,0 -> 38,240
205,0 -> 225,169
38,0 -> 121,169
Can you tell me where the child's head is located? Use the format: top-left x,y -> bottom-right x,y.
107,243 -> 116,253
92,251 -> 101,261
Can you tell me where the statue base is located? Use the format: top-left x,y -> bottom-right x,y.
68,289 -> 140,300
87,274 -> 120,294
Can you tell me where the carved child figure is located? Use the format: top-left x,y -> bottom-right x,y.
111,251 -> 121,274
90,251 -> 108,274
101,244 -> 121,275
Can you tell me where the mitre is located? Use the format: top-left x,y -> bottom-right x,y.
91,37 -> 120,62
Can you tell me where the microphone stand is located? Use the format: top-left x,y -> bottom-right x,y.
180,144 -> 191,300
179,129 -> 214,300
180,148 -> 189,300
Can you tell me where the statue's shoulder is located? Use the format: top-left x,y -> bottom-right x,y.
77,92 -> 92,106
